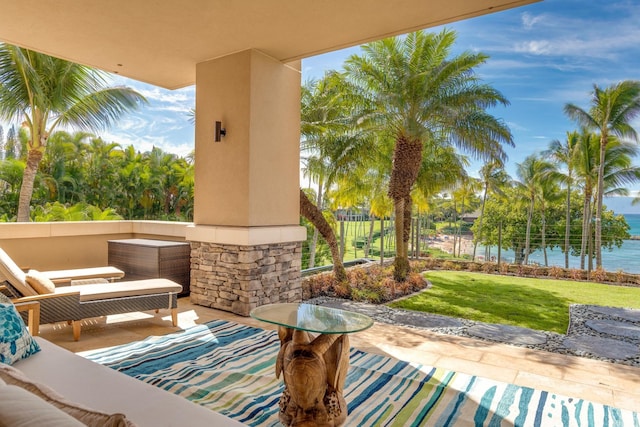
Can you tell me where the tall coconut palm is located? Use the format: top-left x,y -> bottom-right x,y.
0,44 -> 146,221
451,177 -> 481,256
534,173 -> 562,266
344,29 -> 513,281
564,81 -> 640,267
574,132 -> 640,269
543,131 -> 580,268
414,144 -> 469,256
472,160 -> 509,260
515,154 -> 556,265
573,131 -> 599,269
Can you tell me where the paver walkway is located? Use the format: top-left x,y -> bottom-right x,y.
313,299 -> 640,366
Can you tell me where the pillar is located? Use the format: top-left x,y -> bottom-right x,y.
187,49 -> 306,316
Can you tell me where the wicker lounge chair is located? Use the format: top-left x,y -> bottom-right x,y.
0,248 -> 125,285
0,248 -> 182,341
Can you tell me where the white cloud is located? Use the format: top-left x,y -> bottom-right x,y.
514,40 -> 552,56
116,116 -> 150,133
521,12 -> 544,30
101,131 -> 193,157
136,87 -> 193,104
505,121 -> 529,133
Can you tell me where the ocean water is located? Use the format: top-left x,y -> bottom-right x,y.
483,214 -> 640,274
626,213 -> 640,236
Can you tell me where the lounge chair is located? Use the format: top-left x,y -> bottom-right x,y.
0,248 -> 125,286
0,248 -> 182,341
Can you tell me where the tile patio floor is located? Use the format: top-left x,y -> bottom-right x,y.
38,297 -> 640,414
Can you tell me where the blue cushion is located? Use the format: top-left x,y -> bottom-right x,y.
0,295 -> 40,365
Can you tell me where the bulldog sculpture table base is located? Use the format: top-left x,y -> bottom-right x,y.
251,303 -> 373,427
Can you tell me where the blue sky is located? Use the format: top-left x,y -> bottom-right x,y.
94,0 -> 640,212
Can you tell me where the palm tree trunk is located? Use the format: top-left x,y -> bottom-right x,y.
524,196 -> 534,265
364,215 -> 375,257
308,181 -> 324,269
588,199 -> 596,273
299,189 -> 346,281
541,209 -> 548,266
403,195 -> 412,248
380,217 -> 384,265
393,198 -> 409,280
580,193 -> 590,269
415,211 -> 421,258
458,198 -> 466,257
564,184 -> 571,268
388,135 -> 423,281
452,204 -> 458,256
473,186 -> 489,260
595,139 -> 606,268
17,149 -> 43,222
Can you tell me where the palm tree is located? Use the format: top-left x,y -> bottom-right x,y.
573,130 -> 599,269
564,81 -> 640,267
300,74 -> 370,281
344,29 -> 513,281
543,131 -> 580,268
451,177 -> 481,257
515,154 -> 556,265
573,132 -> 639,270
472,160 -> 509,260
414,144 -> 468,256
0,44 -> 146,221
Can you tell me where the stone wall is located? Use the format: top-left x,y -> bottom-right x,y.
190,241 -> 303,316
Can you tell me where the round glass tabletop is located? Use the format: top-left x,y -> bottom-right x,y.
250,303 -> 373,334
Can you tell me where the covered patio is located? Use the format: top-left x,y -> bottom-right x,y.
0,0 -> 540,316
2,0 -> 639,424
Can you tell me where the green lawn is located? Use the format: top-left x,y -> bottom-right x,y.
389,271 -> 640,334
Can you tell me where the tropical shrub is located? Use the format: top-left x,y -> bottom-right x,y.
591,267 -> 607,283
302,260 -> 430,303
548,266 -> 564,279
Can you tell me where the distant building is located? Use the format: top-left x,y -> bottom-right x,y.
461,209 -> 481,224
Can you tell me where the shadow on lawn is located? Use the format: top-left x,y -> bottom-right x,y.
391,273 -> 570,333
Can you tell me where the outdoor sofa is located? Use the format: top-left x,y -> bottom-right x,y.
0,293 -> 245,427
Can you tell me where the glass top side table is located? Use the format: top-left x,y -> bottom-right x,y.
250,303 -> 373,427
250,302 -> 373,334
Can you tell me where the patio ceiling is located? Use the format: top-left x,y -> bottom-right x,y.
0,0 -> 538,89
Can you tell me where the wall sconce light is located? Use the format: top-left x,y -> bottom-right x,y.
215,121 -> 227,142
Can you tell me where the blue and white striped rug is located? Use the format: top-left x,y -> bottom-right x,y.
82,320 -> 639,426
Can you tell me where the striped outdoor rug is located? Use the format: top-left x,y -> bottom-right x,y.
82,320 -> 639,426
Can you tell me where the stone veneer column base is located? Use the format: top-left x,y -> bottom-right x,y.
190,241 -> 303,316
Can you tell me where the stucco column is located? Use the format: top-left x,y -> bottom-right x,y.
187,49 -> 306,316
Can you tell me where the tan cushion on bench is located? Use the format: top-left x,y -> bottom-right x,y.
40,266 -> 125,282
0,363 -> 135,427
53,279 -> 182,302
25,270 -> 56,294
0,385 -> 86,427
